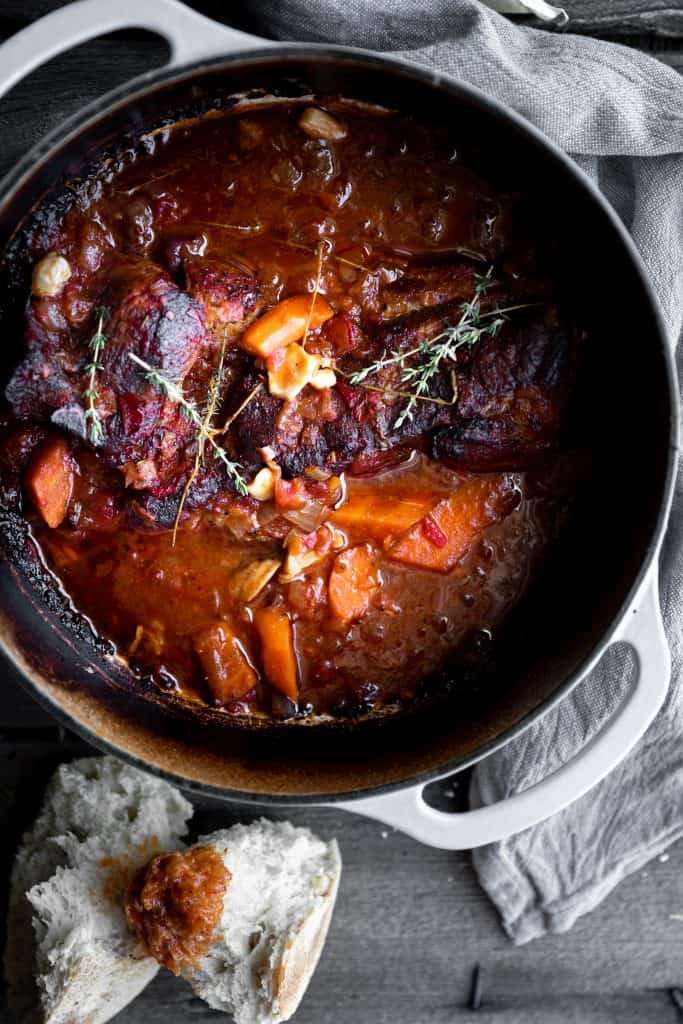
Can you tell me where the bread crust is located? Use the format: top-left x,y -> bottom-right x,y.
273,841 -> 342,1022
5,756 -> 192,1024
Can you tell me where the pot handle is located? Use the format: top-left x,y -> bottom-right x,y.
0,0 -> 267,101
341,571 -> 670,850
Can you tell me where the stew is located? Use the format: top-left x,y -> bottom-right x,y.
0,98 -> 587,720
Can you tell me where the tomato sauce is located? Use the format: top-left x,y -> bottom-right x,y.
1,99 -> 584,720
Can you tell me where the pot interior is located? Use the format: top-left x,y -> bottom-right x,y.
0,51 -> 674,801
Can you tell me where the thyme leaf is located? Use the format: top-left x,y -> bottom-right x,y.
301,239 -> 328,351
83,306 -> 109,446
127,350 -> 248,501
171,336 -> 230,545
347,267 -> 540,428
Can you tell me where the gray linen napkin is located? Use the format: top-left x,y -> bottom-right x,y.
250,0 -> 683,943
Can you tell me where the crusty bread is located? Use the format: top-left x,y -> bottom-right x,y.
186,820 -> 341,1024
6,756 -> 193,1024
7,758 -> 340,1024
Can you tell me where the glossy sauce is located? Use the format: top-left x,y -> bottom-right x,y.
6,100 -> 579,719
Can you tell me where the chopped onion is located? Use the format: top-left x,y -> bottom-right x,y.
281,499 -> 327,532
222,506 -> 258,539
304,466 -> 332,482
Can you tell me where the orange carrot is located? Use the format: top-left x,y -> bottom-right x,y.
25,438 -> 74,529
328,544 -> 380,625
193,621 -> 257,703
388,475 -> 519,573
329,490 -> 437,543
240,294 -> 334,358
253,606 -> 299,699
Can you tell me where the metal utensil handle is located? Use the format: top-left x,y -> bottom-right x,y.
342,571 -> 669,850
485,0 -> 568,26
0,0 -> 265,101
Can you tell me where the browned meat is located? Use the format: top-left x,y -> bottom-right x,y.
377,262 -> 477,320
6,260 -> 209,497
184,259 -> 263,336
83,261 -> 211,495
229,292 -> 579,480
6,304 -> 82,420
230,367 -> 376,480
432,308 -> 581,470
7,248 -> 579,526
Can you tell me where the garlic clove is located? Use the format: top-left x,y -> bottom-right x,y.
246,466 -> 278,501
298,107 -> 347,142
267,343 -> 322,402
32,253 -> 72,297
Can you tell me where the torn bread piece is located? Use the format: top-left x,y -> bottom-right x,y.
6,756 -> 193,1024
126,819 -> 341,1024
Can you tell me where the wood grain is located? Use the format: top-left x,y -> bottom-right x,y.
0,3 -> 682,1023
1,743 -> 683,1023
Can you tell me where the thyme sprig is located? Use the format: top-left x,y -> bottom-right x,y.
127,350 -> 248,500
214,381 -> 263,437
83,306 -> 109,446
276,237 -> 368,272
301,239 -> 328,351
348,268 -> 539,429
171,337 -> 230,545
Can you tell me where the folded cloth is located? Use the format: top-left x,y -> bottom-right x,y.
250,0 -> 683,943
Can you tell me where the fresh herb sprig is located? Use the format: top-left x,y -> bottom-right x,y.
127,351 -> 248,499
348,268 -> 538,429
83,307 -> 109,446
170,337 -> 231,545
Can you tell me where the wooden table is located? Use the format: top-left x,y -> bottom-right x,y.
0,3 -> 682,1021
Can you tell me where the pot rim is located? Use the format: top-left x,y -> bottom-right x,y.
0,43 -> 678,804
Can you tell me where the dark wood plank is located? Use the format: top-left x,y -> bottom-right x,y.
0,32 -> 169,179
0,748 -> 682,1023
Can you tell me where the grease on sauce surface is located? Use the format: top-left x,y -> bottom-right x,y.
5,100 -> 582,719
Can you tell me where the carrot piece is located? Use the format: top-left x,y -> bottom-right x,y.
329,490 -> 437,543
388,475 -> 520,573
240,294 -> 334,358
25,438 -> 74,529
193,621 -> 257,704
328,544 -> 380,626
253,607 -> 299,700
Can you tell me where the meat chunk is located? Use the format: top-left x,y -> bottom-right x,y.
184,259 -> 262,336
377,261 -> 477,320
94,260 -> 209,494
431,311 -> 581,470
7,259 -> 209,498
6,258 -> 266,503
229,283 -> 579,481
230,368 -> 376,479
6,304 -> 81,420
100,260 -> 207,395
